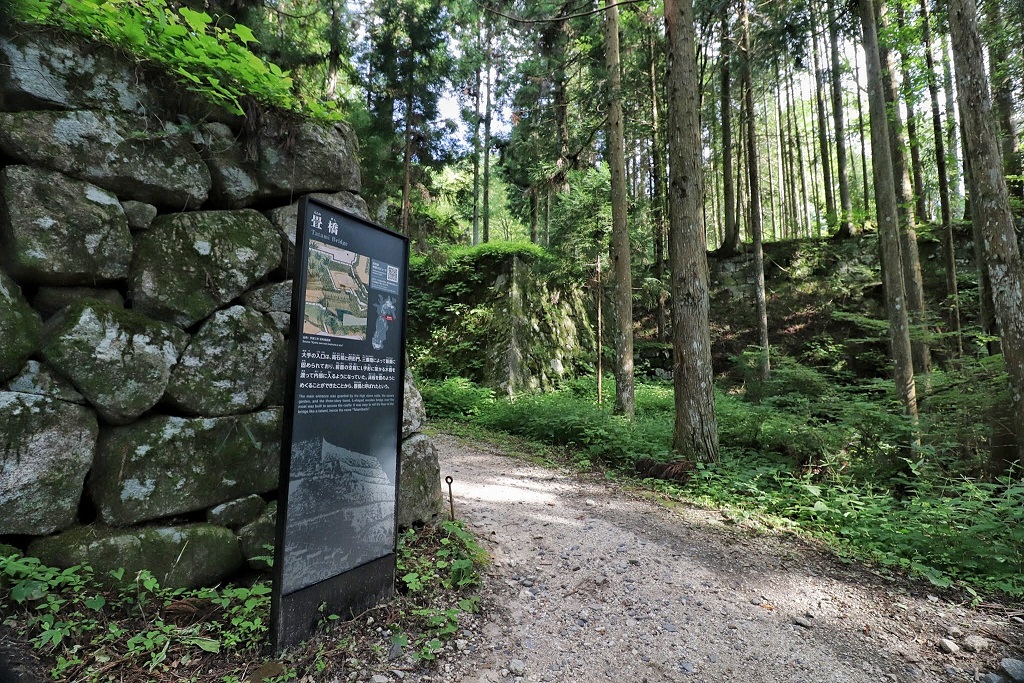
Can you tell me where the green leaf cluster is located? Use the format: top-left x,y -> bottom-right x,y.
12,0 -> 341,119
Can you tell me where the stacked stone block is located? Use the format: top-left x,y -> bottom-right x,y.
0,26 -> 442,588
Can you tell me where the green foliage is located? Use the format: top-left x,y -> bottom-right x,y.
420,367 -> 1024,599
14,0 -> 340,119
408,242 -> 563,382
394,521 -> 486,661
0,556 -> 270,680
418,377 -> 494,418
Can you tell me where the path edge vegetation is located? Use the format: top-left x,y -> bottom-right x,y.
419,372 -> 1024,604
0,521 -> 488,681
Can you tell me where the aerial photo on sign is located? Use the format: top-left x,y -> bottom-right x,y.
303,239 -> 370,339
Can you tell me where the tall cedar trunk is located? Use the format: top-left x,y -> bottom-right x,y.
854,47 -> 871,213
605,0 -> 635,418
719,14 -> 741,256
806,75 -> 824,233
762,93 -> 779,242
920,0 -> 962,354
787,67 -> 810,231
859,0 -> 919,421
810,5 -> 837,229
472,23 -> 482,246
878,3 -> 931,378
962,128 -> 1001,355
665,0 -> 720,463
482,23 -> 493,243
649,26 -> 668,342
529,189 -> 539,244
896,5 -> 929,223
742,3 -> 770,378
827,0 -> 854,237
986,2 -> 1023,197
777,62 -> 797,240
949,0 -> 1024,464
944,36 -> 966,218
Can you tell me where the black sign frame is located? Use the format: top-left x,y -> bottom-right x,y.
271,196 -> 409,651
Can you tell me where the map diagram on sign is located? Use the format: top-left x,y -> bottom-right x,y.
303,239 -> 370,339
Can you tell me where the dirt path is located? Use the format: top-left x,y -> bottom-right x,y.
430,433 -> 1022,683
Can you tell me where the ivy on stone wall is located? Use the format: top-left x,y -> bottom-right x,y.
12,0 -> 341,120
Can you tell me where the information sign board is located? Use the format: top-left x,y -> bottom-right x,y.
271,197 -> 409,650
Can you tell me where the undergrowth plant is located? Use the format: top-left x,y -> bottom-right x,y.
393,520 -> 485,661
418,366 -> 1024,600
0,521 -> 489,680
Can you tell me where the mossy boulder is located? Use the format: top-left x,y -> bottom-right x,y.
207,494 -> 266,529
129,209 -> 281,327
29,524 -> 242,589
237,501 -> 276,570
90,409 -> 282,526
41,301 -> 188,424
251,120 -> 361,202
0,391 -> 98,535
5,360 -> 85,404
192,122 -> 260,209
410,248 -> 595,395
166,306 -> 284,416
0,165 -> 133,284
0,110 -> 210,208
0,27 -> 156,114
397,433 -> 443,529
0,270 -> 42,382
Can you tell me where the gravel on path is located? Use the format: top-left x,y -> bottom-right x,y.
428,433 -> 1023,683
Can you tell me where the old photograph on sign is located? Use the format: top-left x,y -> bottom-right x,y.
281,437 -> 395,594
302,239 -> 370,340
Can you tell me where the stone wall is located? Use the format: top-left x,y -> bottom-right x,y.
409,250 -> 595,396
0,26 -> 442,588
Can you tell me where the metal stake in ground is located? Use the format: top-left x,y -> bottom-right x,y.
445,476 -> 455,521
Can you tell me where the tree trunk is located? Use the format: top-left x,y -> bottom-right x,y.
827,0 -> 854,237
482,19 -> 493,243
719,14 -> 741,256
854,46 -> 871,215
811,5 -> 836,229
859,0 -> 919,421
762,92 -> 779,242
472,24 -> 482,246
742,2 -> 770,378
787,66 -> 810,231
400,89 -> 414,237
605,0 -> 635,418
949,0 -> 1024,464
896,5 -> 929,223
920,0 -> 962,354
649,25 -> 668,342
878,2 -> 931,378
986,1 -> 1023,198
665,0 -> 720,463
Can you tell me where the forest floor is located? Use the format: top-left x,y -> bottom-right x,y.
426,432 -> 1024,683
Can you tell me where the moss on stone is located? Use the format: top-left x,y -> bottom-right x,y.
29,523 -> 242,589
91,409 -> 282,526
40,299 -> 188,424
129,209 -> 281,327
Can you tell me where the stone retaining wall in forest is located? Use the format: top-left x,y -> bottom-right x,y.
0,25 -> 443,588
